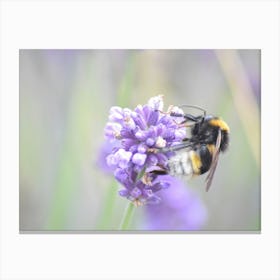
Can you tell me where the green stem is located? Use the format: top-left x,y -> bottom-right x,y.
119,202 -> 135,230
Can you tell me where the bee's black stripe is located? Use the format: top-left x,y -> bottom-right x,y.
198,145 -> 213,174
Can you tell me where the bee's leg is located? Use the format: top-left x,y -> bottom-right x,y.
177,120 -> 195,128
141,166 -> 169,185
161,113 -> 193,127
170,111 -> 196,121
149,169 -> 168,175
170,112 -> 198,127
149,141 -> 193,153
156,106 -> 197,127
155,105 -> 174,115
148,163 -> 169,175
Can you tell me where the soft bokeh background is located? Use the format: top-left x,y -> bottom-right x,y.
19,49 -> 260,231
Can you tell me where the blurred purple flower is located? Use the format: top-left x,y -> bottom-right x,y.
97,140 -> 118,174
104,95 -> 187,206
144,176 -> 207,230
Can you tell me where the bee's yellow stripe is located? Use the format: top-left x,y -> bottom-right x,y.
207,144 -> 216,155
190,151 -> 202,175
209,119 -> 230,132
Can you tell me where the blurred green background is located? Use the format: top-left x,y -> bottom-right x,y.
19,49 -> 260,231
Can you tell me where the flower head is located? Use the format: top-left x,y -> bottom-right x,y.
104,95 -> 186,205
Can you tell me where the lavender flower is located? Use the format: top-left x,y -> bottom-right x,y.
144,176 -> 207,230
97,140 -> 119,174
104,95 -> 186,206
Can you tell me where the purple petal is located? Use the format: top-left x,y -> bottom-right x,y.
106,154 -> 118,167
122,138 -> 137,150
135,129 -> 148,141
147,95 -> 164,111
146,195 -> 161,205
147,110 -> 159,126
154,180 -> 170,190
163,128 -> 176,140
146,138 -> 155,147
128,145 -> 138,153
97,141 -> 118,174
156,153 -> 169,166
116,149 -> 132,168
104,122 -> 122,139
123,117 -> 136,130
109,106 -> 124,122
120,129 -> 134,139
146,154 -> 158,166
137,144 -> 147,154
114,168 -> 129,185
174,129 -> 187,140
132,108 -> 147,130
132,153 -> 147,166
119,189 -> 129,197
142,105 -> 151,122
155,123 -> 165,136
130,187 -> 142,198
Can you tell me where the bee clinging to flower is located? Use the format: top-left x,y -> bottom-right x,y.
104,95 -> 230,206
151,104 -> 230,191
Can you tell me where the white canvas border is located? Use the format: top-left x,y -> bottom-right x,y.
1,1 -> 279,279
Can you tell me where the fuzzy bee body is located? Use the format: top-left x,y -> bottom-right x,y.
153,109 -> 230,191
168,149 -> 194,178
168,144 -> 214,178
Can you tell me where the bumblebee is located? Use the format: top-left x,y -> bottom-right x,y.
154,105 -> 230,191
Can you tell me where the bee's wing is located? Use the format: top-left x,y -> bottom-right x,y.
205,129 -> 222,192
160,141 -> 193,153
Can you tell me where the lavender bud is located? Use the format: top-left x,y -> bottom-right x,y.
148,95 -> 164,111
132,153 -> 147,166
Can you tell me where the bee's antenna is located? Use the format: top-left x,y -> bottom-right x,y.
179,104 -> 206,117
